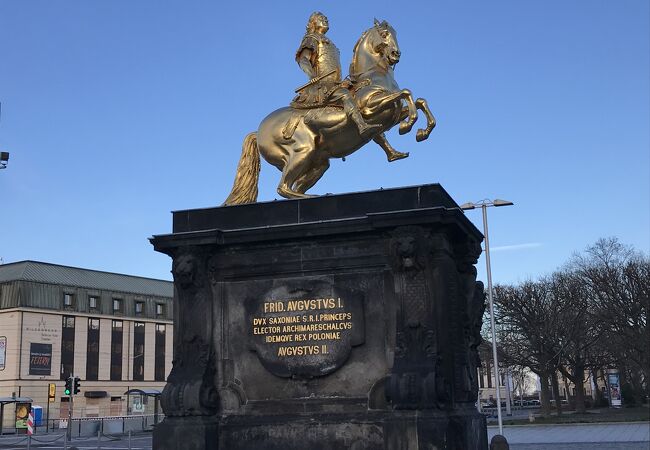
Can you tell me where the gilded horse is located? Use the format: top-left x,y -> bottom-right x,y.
224,20 -> 436,205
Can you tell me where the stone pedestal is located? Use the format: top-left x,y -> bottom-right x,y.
151,184 -> 488,449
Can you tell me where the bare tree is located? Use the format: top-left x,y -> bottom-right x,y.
489,237 -> 648,414
572,238 -> 649,403
493,280 -> 565,416
510,365 -> 534,402
550,270 -> 604,413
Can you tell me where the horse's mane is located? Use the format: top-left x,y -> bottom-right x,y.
349,21 -> 393,80
349,29 -> 371,81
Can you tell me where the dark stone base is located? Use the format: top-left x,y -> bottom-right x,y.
151,184 -> 488,450
153,410 -> 486,450
152,416 -> 219,450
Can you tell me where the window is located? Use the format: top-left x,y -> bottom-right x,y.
133,322 -> 145,381
156,303 -> 164,316
135,301 -> 144,315
112,298 -> 122,314
89,296 -> 99,310
86,318 -> 100,380
155,324 -> 166,381
110,320 -> 123,381
63,293 -> 75,309
60,316 -> 75,380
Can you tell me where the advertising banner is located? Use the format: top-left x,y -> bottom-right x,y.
608,373 -> 622,407
15,402 -> 30,429
29,343 -> 52,376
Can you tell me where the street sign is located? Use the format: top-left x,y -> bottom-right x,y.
48,383 -> 56,402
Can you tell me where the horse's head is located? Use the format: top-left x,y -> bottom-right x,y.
350,19 -> 400,78
372,19 -> 401,65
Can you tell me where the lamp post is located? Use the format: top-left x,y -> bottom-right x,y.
460,198 -> 513,435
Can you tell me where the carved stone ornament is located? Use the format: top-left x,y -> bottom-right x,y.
386,226 -> 441,409
161,251 -> 218,417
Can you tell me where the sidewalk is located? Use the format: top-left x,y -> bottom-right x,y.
487,422 -> 650,444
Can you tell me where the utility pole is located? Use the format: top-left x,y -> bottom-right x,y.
64,376 -> 77,441
460,198 -> 514,435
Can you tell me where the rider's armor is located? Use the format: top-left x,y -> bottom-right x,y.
291,29 -> 380,136
292,32 -> 344,107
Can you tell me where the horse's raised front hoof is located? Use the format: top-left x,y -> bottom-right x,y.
399,121 -> 414,135
387,151 -> 409,162
416,129 -> 429,142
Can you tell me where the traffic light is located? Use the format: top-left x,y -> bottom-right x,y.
73,377 -> 81,395
64,377 -> 72,396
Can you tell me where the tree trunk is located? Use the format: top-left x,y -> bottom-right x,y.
551,372 -> 563,415
539,372 -> 551,417
592,368 -> 604,406
562,375 -> 572,407
574,366 -> 586,413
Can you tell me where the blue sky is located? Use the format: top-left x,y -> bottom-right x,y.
1,0 -> 648,284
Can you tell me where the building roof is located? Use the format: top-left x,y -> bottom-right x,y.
0,261 -> 173,298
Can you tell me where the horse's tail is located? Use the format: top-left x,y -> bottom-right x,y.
223,132 -> 260,205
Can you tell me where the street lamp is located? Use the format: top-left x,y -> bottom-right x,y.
0,152 -> 8,169
460,198 -> 514,436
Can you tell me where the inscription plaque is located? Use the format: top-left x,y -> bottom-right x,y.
248,280 -> 364,378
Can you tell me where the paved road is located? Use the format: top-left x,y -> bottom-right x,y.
1,422 -> 648,449
511,444 -> 648,450
488,422 -> 650,450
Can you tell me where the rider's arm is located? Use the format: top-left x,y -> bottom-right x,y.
297,48 -> 314,78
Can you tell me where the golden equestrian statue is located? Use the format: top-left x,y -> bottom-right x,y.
224,12 -> 436,205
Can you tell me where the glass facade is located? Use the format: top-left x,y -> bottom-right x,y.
86,318 -> 100,380
133,322 -> 145,381
154,324 -> 166,381
60,316 -> 75,380
111,320 -> 123,381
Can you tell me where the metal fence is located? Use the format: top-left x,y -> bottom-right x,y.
0,429 -> 146,450
1,414 -> 162,437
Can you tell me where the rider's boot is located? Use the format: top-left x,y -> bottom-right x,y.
343,97 -> 381,137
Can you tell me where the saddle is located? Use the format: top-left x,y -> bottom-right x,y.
282,107 -> 345,140
282,78 -> 371,140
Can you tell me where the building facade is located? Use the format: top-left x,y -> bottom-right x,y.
476,341 -> 512,407
0,261 -> 173,430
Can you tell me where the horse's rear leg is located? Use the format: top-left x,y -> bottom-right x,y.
277,149 -> 317,199
293,159 -> 330,194
373,133 -> 409,162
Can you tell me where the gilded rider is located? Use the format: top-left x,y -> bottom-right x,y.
293,12 -> 381,137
